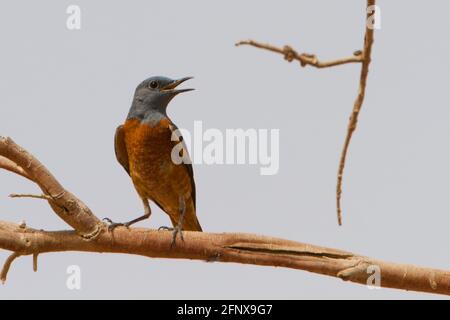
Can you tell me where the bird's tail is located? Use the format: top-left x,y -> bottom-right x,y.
183,213 -> 203,232
171,201 -> 202,232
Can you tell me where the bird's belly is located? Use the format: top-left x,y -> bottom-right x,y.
131,157 -> 191,215
128,139 -> 171,191
124,120 -> 190,202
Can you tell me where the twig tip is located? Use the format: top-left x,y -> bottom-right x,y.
33,253 -> 38,272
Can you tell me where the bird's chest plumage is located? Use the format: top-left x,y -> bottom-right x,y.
123,118 -> 176,194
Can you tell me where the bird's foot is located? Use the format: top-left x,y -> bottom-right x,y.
171,223 -> 184,248
158,225 -> 184,248
103,218 -> 129,231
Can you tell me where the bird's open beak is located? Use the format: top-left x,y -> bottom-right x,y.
161,77 -> 194,94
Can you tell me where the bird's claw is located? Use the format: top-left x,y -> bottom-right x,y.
158,225 -> 184,248
103,217 -> 113,224
171,224 -> 184,248
103,218 -> 128,231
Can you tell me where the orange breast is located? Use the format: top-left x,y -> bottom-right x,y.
123,118 -> 193,215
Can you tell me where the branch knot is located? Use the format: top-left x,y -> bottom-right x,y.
282,45 -> 298,63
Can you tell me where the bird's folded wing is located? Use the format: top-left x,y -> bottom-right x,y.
114,125 -> 130,175
168,123 -> 196,209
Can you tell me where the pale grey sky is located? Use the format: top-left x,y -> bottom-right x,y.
0,0 -> 449,299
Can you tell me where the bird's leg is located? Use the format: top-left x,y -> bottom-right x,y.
158,197 -> 186,247
170,196 -> 186,248
123,198 -> 152,227
104,198 -> 151,231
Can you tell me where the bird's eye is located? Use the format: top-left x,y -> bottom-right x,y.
149,81 -> 158,89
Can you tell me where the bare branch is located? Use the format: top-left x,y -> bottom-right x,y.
33,253 -> 38,272
0,220 -> 449,295
0,156 -> 31,181
235,40 -> 363,68
1,252 -> 21,284
1,130 -> 449,296
236,1 -> 377,225
9,193 -> 53,201
0,136 -> 103,239
336,0 -> 376,225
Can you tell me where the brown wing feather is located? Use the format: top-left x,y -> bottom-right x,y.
169,123 -> 196,210
185,161 -> 196,210
114,125 -> 130,175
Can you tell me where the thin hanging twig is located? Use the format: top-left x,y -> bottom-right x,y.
235,0 -> 377,225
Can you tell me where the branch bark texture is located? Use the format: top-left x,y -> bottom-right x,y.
1,220 -> 450,295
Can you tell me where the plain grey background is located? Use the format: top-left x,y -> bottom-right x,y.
0,0 -> 449,299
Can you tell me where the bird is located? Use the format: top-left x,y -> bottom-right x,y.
104,76 -> 202,237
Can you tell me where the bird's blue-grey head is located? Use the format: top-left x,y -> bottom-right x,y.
127,76 -> 194,123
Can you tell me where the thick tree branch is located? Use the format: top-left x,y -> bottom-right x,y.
0,156 -> 31,181
2,111 -> 450,295
0,137 -> 102,239
235,1 -> 376,225
1,220 -> 450,295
